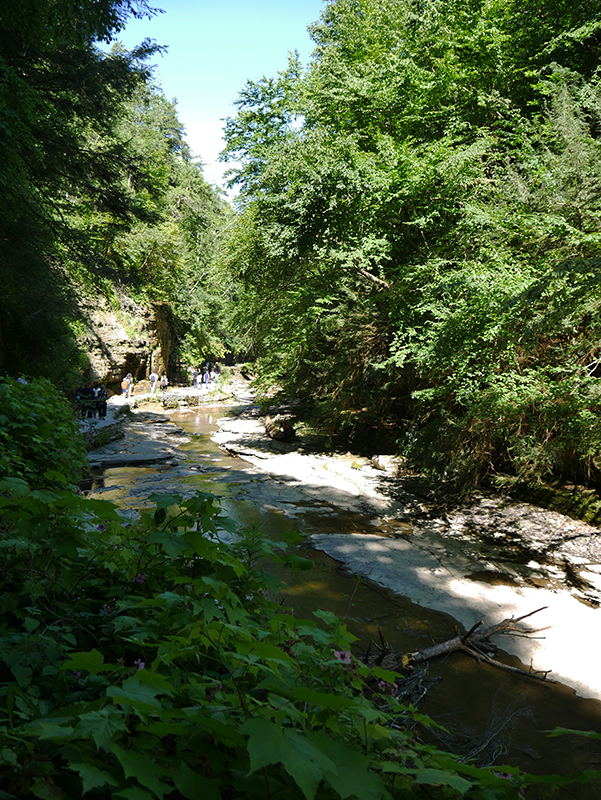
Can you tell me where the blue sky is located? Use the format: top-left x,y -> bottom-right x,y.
112,0 -> 325,194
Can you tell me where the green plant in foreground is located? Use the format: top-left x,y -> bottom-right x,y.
0,377 -> 87,490
0,481 -> 599,799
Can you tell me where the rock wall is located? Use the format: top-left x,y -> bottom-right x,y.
77,292 -> 176,389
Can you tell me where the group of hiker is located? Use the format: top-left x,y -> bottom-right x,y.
148,372 -> 169,394
78,362 -> 218,417
192,362 -> 220,389
122,372 -> 169,396
76,381 -> 108,419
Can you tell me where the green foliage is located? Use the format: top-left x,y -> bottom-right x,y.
0,0 -> 233,384
2,479 -> 587,799
218,0 -> 601,490
0,377 -> 87,489
0,0 -> 162,377
67,75 -> 233,374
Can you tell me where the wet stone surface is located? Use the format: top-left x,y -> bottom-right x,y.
207,407 -> 601,700
85,390 -> 601,701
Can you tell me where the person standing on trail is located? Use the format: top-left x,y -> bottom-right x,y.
149,371 -> 158,394
97,384 -> 108,418
160,375 -> 169,394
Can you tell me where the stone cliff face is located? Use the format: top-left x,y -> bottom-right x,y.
77,293 -> 176,389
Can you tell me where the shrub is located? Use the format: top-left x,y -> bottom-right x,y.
0,483 -> 551,799
0,377 -> 87,489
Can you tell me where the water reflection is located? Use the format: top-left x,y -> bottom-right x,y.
88,407 -> 601,794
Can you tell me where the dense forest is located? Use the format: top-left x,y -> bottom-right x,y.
219,0 -> 601,495
0,0 -> 230,388
3,0 -> 601,494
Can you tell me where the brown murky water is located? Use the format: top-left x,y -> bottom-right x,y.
90,408 -> 601,797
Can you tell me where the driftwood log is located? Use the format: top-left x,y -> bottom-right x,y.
363,607 -> 555,684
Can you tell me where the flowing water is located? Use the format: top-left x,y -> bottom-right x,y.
89,407 -> 601,797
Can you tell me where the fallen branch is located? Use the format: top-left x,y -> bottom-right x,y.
363,607 -> 556,684
458,644 -> 554,682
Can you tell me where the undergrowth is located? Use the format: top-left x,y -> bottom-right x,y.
0,376 -> 599,798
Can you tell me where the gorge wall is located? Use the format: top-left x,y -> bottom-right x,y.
77,292 -> 177,389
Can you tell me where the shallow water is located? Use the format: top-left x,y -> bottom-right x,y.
89,407 -> 601,795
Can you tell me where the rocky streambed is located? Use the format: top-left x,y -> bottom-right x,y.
85,384 -> 601,703
211,408 -> 601,703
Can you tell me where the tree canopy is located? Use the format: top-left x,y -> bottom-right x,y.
0,0 -> 229,383
219,0 -> 601,491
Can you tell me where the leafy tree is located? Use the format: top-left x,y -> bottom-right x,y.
103,80 -> 233,367
0,0 -> 233,384
0,1 -> 161,377
219,0 -> 601,488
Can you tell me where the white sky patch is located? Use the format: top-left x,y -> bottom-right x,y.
105,0 -> 324,198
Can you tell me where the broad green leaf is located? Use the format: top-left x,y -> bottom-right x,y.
179,711 -> 244,746
107,677 -> 163,712
0,477 -> 31,497
149,493 -> 182,509
413,768 -> 472,792
370,666 -> 402,684
547,727 -> 601,740
241,718 -> 336,800
290,687 -> 359,710
63,649 -> 105,676
10,665 -> 32,687
73,707 -> 128,748
236,639 -> 292,663
312,609 -> 339,626
30,778 -> 57,799
136,670 -> 175,695
182,530 -> 213,556
71,763 -> 119,794
309,730 -> 385,800
111,744 -> 171,798
147,530 -> 191,556
285,554 -> 314,571
0,748 -> 17,766
25,719 -> 74,741
175,762 -> 221,800
521,770 -> 601,787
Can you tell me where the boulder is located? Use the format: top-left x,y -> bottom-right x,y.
265,415 -> 296,442
370,455 -> 403,474
162,393 -> 180,409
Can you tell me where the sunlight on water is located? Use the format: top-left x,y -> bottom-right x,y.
88,407 -> 601,788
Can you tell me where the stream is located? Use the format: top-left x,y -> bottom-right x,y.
87,402 -> 601,796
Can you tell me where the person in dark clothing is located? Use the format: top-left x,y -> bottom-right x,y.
77,382 -> 94,418
96,384 -> 108,419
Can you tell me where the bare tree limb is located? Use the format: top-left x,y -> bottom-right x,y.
362,608 -> 555,684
